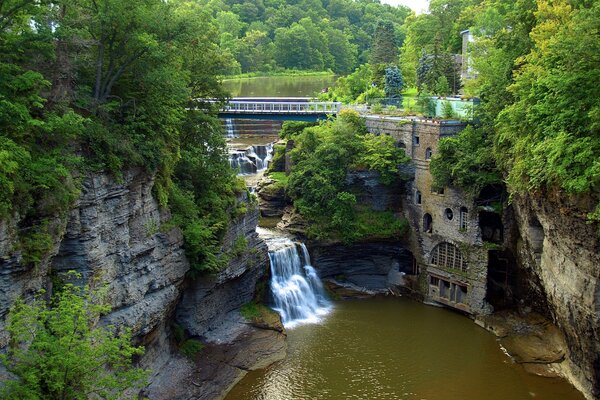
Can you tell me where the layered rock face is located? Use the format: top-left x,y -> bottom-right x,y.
510,194 -> 600,399
0,168 -> 283,399
0,168 -> 190,373
51,169 -> 190,370
309,241 -> 414,291
176,197 -> 269,341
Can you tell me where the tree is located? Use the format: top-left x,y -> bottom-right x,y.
430,126 -> 502,194
495,0 -> 600,199
370,20 -> 398,65
274,24 -> 324,70
327,28 -> 357,74
0,279 -> 147,399
384,65 -> 403,105
434,75 -> 450,96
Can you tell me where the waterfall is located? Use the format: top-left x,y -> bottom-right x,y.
229,143 -> 274,175
268,238 -> 332,328
225,118 -> 236,138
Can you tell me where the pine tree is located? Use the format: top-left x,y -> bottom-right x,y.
370,20 -> 398,65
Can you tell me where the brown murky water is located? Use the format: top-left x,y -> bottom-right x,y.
226,297 -> 584,400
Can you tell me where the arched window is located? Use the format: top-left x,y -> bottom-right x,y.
459,207 -> 468,230
425,147 -> 433,160
396,141 -> 406,149
430,242 -> 467,271
423,213 -> 433,233
415,190 -> 422,205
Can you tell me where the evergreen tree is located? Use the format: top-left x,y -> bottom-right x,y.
384,66 -> 404,106
370,20 -> 398,65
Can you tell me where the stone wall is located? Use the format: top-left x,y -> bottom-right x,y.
0,168 -> 190,374
309,241 -> 414,291
176,196 -> 269,342
365,117 -> 491,315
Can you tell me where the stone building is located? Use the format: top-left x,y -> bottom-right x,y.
365,116 -> 493,315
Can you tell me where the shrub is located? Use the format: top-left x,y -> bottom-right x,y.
0,277 -> 148,399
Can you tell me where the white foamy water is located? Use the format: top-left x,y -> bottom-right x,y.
266,237 -> 332,328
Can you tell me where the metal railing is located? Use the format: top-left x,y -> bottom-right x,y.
222,101 -> 341,114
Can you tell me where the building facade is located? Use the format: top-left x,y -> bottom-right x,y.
365,116 -> 492,315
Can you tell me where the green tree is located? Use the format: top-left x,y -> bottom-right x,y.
370,20 -> 398,65
1,280 -> 147,399
384,65 -> 403,104
430,126 -> 502,194
327,28 -> 357,74
495,0 -> 600,199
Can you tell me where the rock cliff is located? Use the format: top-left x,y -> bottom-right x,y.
510,193 -> 600,399
0,168 -> 283,399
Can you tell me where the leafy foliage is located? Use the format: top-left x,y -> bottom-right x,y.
0,0 -> 240,272
430,126 -> 502,194
0,279 -> 147,399
286,110 -> 409,242
495,0 -> 600,196
208,0 -> 411,74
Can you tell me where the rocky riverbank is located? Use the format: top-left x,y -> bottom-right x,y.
0,168 -> 287,400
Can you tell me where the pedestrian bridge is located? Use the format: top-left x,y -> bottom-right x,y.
215,97 -> 342,121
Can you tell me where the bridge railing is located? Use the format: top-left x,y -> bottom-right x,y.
221,100 -> 341,114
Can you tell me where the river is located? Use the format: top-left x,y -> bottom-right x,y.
225,297 -> 583,400
222,74 -> 337,97
222,76 -> 584,400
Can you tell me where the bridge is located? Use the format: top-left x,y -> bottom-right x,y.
217,97 -> 342,121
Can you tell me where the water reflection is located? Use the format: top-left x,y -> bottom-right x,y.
225,297 -> 584,400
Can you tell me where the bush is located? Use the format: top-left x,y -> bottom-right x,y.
286,110 -> 409,243
0,277 -> 147,399
179,339 -> 205,359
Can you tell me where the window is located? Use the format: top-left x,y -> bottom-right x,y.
459,207 -> 468,230
415,190 -> 422,205
425,147 -> 433,160
445,208 -> 453,220
414,135 -> 420,145
423,213 -> 433,233
430,242 -> 467,271
430,276 -> 439,286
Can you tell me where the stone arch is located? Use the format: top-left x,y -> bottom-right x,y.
423,213 -> 433,233
430,242 -> 467,271
425,147 -> 433,160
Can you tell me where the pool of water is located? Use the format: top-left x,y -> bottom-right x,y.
222,75 -> 337,97
225,297 -> 584,400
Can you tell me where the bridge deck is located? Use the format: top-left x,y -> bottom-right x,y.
223,100 -> 341,114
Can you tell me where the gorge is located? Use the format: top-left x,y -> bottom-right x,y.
0,0 -> 598,399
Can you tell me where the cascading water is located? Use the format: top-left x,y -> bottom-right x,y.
225,118 -> 236,138
267,237 -> 332,328
229,143 -> 274,175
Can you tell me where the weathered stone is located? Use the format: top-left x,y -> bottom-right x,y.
345,170 -> 400,211
277,206 -> 308,235
509,193 -> 600,399
309,241 -> 414,291
0,168 -> 283,400
257,177 -> 286,217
